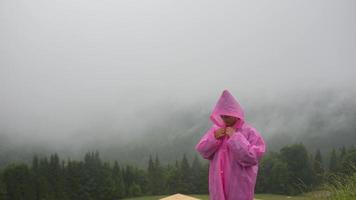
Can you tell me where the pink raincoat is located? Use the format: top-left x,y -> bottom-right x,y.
195,90 -> 266,200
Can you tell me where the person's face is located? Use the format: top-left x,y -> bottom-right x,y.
220,115 -> 238,127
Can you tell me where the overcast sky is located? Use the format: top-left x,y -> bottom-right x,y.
0,0 -> 355,148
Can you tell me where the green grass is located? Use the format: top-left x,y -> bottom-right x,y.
123,193 -> 315,200
122,195 -> 166,200
313,172 -> 356,199
255,193 -> 313,200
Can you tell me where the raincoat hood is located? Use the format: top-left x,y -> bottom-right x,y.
210,89 -> 245,129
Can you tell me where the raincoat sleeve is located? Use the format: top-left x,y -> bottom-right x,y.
195,125 -> 222,160
226,126 -> 266,167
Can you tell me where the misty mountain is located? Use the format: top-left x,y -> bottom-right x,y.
1,88 -> 355,168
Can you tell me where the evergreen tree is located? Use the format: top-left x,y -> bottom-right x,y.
313,149 -> 324,186
339,146 -> 347,159
191,155 -> 207,194
2,163 -> 36,200
98,161 -> 115,200
38,157 -> 53,200
0,171 -> 5,200
280,143 -> 316,194
147,154 -> 155,195
65,160 -> 83,200
329,148 -> 339,172
31,155 -> 40,200
340,146 -> 356,175
177,154 -> 192,194
123,165 -> 135,197
80,150 -> 115,200
49,153 -> 65,199
165,160 -> 180,194
147,154 -> 164,195
133,166 -> 149,195
128,182 -> 142,196
154,154 -> 164,194
112,161 -> 125,198
257,152 -> 289,194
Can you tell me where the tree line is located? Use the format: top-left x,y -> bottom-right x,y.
0,151 -> 208,200
0,143 -> 355,200
257,143 -> 356,195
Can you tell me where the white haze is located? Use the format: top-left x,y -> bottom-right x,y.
0,0 -> 355,162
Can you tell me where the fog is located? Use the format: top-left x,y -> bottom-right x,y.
0,0 -> 355,165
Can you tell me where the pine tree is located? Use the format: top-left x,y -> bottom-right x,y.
280,143 -> 316,194
147,154 -> 155,195
49,153 -> 64,199
340,146 -> 356,175
2,163 -> 36,200
165,160 -> 180,194
257,152 -> 289,194
313,149 -> 324,186
339,146 -> 347,159
0,171 -> 6,200
191,155 -> 206,194
329,148 -> 339,172
65,160 -> 82,200
38,157 -> 53,200
133,166 -> 149,195
337,146 -> 348,172
97,161 -> 115,200
123,165 -> 135,197
31,155 -> 40,200
112,161 -> 125,198
128,182 -> 142,197
178,154 -> 192,194
154,154 -> 164,195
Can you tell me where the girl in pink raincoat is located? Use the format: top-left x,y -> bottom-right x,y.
195,90 -> 266,200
